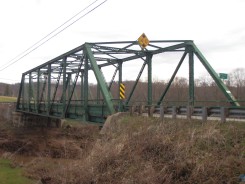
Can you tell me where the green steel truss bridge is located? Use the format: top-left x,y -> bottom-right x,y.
16,40 -> 240,123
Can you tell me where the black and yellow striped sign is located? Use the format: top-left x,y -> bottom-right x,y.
120,83 -> 125,99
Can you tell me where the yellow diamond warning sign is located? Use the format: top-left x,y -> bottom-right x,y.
138,33 -> 149,49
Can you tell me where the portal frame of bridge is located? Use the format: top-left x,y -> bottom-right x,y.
16,40 -> 239,123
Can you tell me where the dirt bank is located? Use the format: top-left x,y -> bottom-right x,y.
0,116 -> 245,184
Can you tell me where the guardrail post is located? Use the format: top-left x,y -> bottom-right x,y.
160,105 -> 164,121
172,106 -> 177,119
187,106 -> 192,120
221,107 -> 228,123
139,104 -> 145,115
130,106 -> 135,116
202,107 -> 208,122
148,105 -> 154,117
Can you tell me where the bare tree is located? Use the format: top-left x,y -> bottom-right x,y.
229,68 -> 245,100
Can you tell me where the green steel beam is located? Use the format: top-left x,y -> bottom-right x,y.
39,75 -> 47,103
147,53 -> 153,106
84,43 -> 115,114
118,61 -> 123,111
80,72 -> 84,105
23,77 -> 26,109
67,74 -> 71,102
28,73 -> 32,112
125,60 -> 147,105
122,43 -> 188,63
62,58 -> 67,118
16,74 -> 25,110
49,67 -> 63,113
83,56 -> 89,121
91,44 -> 142,55
97,68 -> 101,104
191,43 -> 240,106
64,58 -> 84,116
47,64 -> 51,115
188,46 -> 194,106
109,65 -> 118,90
157,52 -> 187,105
36,69 -> 40,113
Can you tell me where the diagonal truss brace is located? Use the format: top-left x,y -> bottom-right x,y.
84,43 -> 115,114
190,43 -> 240,107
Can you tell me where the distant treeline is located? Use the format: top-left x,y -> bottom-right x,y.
1,68 -> 245,106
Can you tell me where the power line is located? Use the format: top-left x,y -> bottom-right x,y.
0,0 -> 107,72
0,0 -> 99,70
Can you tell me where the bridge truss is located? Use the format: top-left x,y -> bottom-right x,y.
16,40 -> 239,123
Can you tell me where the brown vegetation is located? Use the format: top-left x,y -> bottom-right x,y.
1,116 -> 244,184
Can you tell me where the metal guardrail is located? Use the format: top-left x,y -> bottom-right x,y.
127,105 -> 245,122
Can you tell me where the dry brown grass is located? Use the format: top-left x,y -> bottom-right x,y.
1,117 -> 244,183
21,116 -> 245,184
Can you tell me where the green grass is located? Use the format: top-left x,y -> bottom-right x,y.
0,158 -> 33,184
0,96 -> 17,102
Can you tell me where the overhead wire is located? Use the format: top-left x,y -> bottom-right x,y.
0,0 -> 107,72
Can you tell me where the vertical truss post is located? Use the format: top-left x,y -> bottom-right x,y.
80,72 -> 84,105
23,76 -> 27,109
147,53 -> 153,106
28,72 -> 32,112
157,52 -> 187,106
188,46 -> 195,106
97,68 -> 101,104
36,69 -> 40,113
47,64 -> 51,115
67,73 -> 71,102
83,56 -> 89,121
118,61 -> 123,111
84,43 -> 115,115
191,43 -> 240,107
62,58 -> 67,118
16,74 -> 25,110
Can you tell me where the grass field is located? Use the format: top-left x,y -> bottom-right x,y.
0,159 -> 33,184
0,96 -> 17,102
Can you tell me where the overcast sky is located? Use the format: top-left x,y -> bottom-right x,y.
0,0 -> 245,84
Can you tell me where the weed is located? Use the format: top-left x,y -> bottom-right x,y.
0,158 -> 34,184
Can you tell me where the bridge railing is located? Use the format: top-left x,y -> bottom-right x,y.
125,102 -> 245,123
